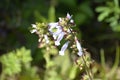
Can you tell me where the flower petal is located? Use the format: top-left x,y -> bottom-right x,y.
31,24 -> 37,28
55,32 -> 65,46
48,22 -> 58,31
30,29 -> 37,33
59,41 -> 70,56
76,39 -> 83,56
66,13 -> 72,19
78,51 -> 83,56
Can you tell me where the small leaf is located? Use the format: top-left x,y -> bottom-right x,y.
98,11 -> 110,21
96,7 -> 110,12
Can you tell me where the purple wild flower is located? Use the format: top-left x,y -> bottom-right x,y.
59,41 -> 70,56
55,32 -> 65,46
48,22 -> 63,40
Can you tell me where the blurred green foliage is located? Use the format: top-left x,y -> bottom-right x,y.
0,47 -> 40,80
0,0 -> 120,80
96,0 -> 120,31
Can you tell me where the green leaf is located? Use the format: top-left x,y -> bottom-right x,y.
96,7 -> 110,12
98,11 -> 110,21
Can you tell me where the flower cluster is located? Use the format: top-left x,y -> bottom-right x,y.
31,13 -> 83,56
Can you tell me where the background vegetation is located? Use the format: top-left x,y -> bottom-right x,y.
0,0 -> 120,80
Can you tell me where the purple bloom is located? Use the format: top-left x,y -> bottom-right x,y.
52,26 -> 62,39
48,22 -> 58,31
59,41 -> 70,56
55,32 -> 65,46
48,22 -> 63,40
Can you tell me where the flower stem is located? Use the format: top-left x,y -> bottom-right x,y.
68,27 -> 93,80
82,55 -> 93,80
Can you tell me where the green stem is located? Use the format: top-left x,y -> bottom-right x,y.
0,65 -> 5,80
100,49 -> 106,79
107,45 -> 119,78
82,55 -> 93,80
100,49 -> 105,68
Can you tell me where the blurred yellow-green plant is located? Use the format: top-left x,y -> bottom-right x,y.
0,47 -> 40,80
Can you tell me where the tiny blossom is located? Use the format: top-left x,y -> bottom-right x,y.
66,13 -> 72,19
48,22 -> 63,40
31,29 -> 37,33
59,41 -> 70,56
44,35 -> 49,43
55,32 -> 65,46
32,24 -> 37,28
75,38 -> 83,56
48,22 -> 58,32
52,26 -> 62,39
70,19 -> 74,23
31,24 -> 37,33
59,18 -> 62,22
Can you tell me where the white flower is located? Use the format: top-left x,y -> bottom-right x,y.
66,13 -> 72,19
30,29 -> 37,33
31,24 -> 37,33
48,22 -> 63,39
32,24 -> 37,28
52,26 -> 62,39
55,32 -> 65,46
44,35 -> 49,43
70,19 -> 74,23
59,41 -> 70,56
76,39 -> 83,56
59,18 -> 62,22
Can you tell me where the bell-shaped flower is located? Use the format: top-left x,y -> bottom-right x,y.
55,32 -> 65,46
59,41 -> 70,56
31,29 -> 37,33
48,22 -> 58,33
75,39 -> 83,56
52,26 -> 62,39
48,22 -> 63,40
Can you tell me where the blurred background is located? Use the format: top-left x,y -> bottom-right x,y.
0,0 -> 120,80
